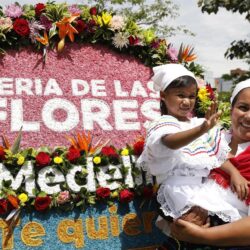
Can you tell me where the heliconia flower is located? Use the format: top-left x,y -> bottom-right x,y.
93,156 -> 101,164
0,17 -> 13,32
110,15 -> 125,30
121,148 -> 129,156
68,4 -> 82,15
112,32 -> 129,50
4,4 -> 23,18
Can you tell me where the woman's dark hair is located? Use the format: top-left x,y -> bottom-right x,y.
160,75 -> 197,115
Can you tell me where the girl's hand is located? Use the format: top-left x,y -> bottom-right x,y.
201,102 -> 221,132
230,171 -> 250,200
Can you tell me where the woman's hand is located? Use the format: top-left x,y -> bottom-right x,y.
201,102 -> 221,132
230,171 -> 250,200
170,218 -> 210,243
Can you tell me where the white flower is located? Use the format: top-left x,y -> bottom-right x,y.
110,15 -> 125,31
0,17 -> 12,32
112,32 -> 129,50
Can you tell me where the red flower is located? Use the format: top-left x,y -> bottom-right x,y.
96,187 -> 111,199
0,147 -> 6,161
206,84 -> 215,100
101,146 -> 118,158
133,140 -> 144,156
128,36 -> 140,46
142,186 -> 154,199
66,147 -> 80,163
90,7 -> 97,15
34,196 -> 51,212
0,199 -> 8,215
35,3 -> 46,16
75,20 -> 87,33
119,189 -> 134,203
36,152 -> 51,168
13,18 -> 30,37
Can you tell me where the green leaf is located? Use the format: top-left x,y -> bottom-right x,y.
11,127 -> 23,154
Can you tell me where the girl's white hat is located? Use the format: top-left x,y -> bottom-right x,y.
230,79 -> 250,104
152,63 -> 197,91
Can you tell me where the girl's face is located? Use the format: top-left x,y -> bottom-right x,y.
231,88 -> 250,143
160,83 -> 197,121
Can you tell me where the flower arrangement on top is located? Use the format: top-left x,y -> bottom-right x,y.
0,1 -> 200,69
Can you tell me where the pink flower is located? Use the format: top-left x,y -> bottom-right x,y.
167,46 -> 178,62
57,191 -> 70,204
40,15 -> 52,31
68,5 -> 82,15
4,4 -> 23,18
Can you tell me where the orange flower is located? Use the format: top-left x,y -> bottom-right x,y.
66,131 -> 105,156
56,14 -> 79,51
178,44 -> 197,63
36,31 -> 49,46
7,195 -> 19,209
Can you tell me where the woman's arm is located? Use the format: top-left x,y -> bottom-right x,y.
171,217 -> 250,246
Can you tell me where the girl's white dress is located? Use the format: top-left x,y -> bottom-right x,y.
138,115 -> 242,222
196,130 -> 250,220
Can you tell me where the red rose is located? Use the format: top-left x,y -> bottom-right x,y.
13,18 -> 30,37
75,20 -> 87,33
101,146 -> 118,158
96,187 -> 111,199
0,147 -> 6,161
119,189 -> 134,203
66,147 -> 80,163
36,152 -> 51,168
34,196 -> 51,211
128,36 -> 140,46
0,199 -> 8,215
142,186 -> 154,199
35,3 -> 46,16
133,140 -> 144,156
90,7 -> 97,15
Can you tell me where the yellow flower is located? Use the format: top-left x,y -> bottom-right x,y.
93,156 -> 101,164
17,155 -> 25,165
198,87 -> 209,102
94,15 -> 103,26
54,156 -> 63,164
142,29 -> 155,44
102,12 -> 112,26
111,191 -> 119,198
121,148 -> 129,156
18,193 -> 28,203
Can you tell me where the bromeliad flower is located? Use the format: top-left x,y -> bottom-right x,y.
112,32 -> 129,50
178,43 -> 197,63
56,14 -> 79,52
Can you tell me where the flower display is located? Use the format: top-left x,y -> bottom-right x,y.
34,195 -> 52,211
35,152 -> 51,168
0,2 -> 199,69
18,193 -> 28,203
119,189 -> 134,203
96,187 -> 111,199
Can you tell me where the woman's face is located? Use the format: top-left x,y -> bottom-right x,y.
231,88 -> 250,143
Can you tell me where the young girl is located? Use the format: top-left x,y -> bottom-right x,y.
138,64 -> 248,233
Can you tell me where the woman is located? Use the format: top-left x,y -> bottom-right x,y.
170,78 -> 250,247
